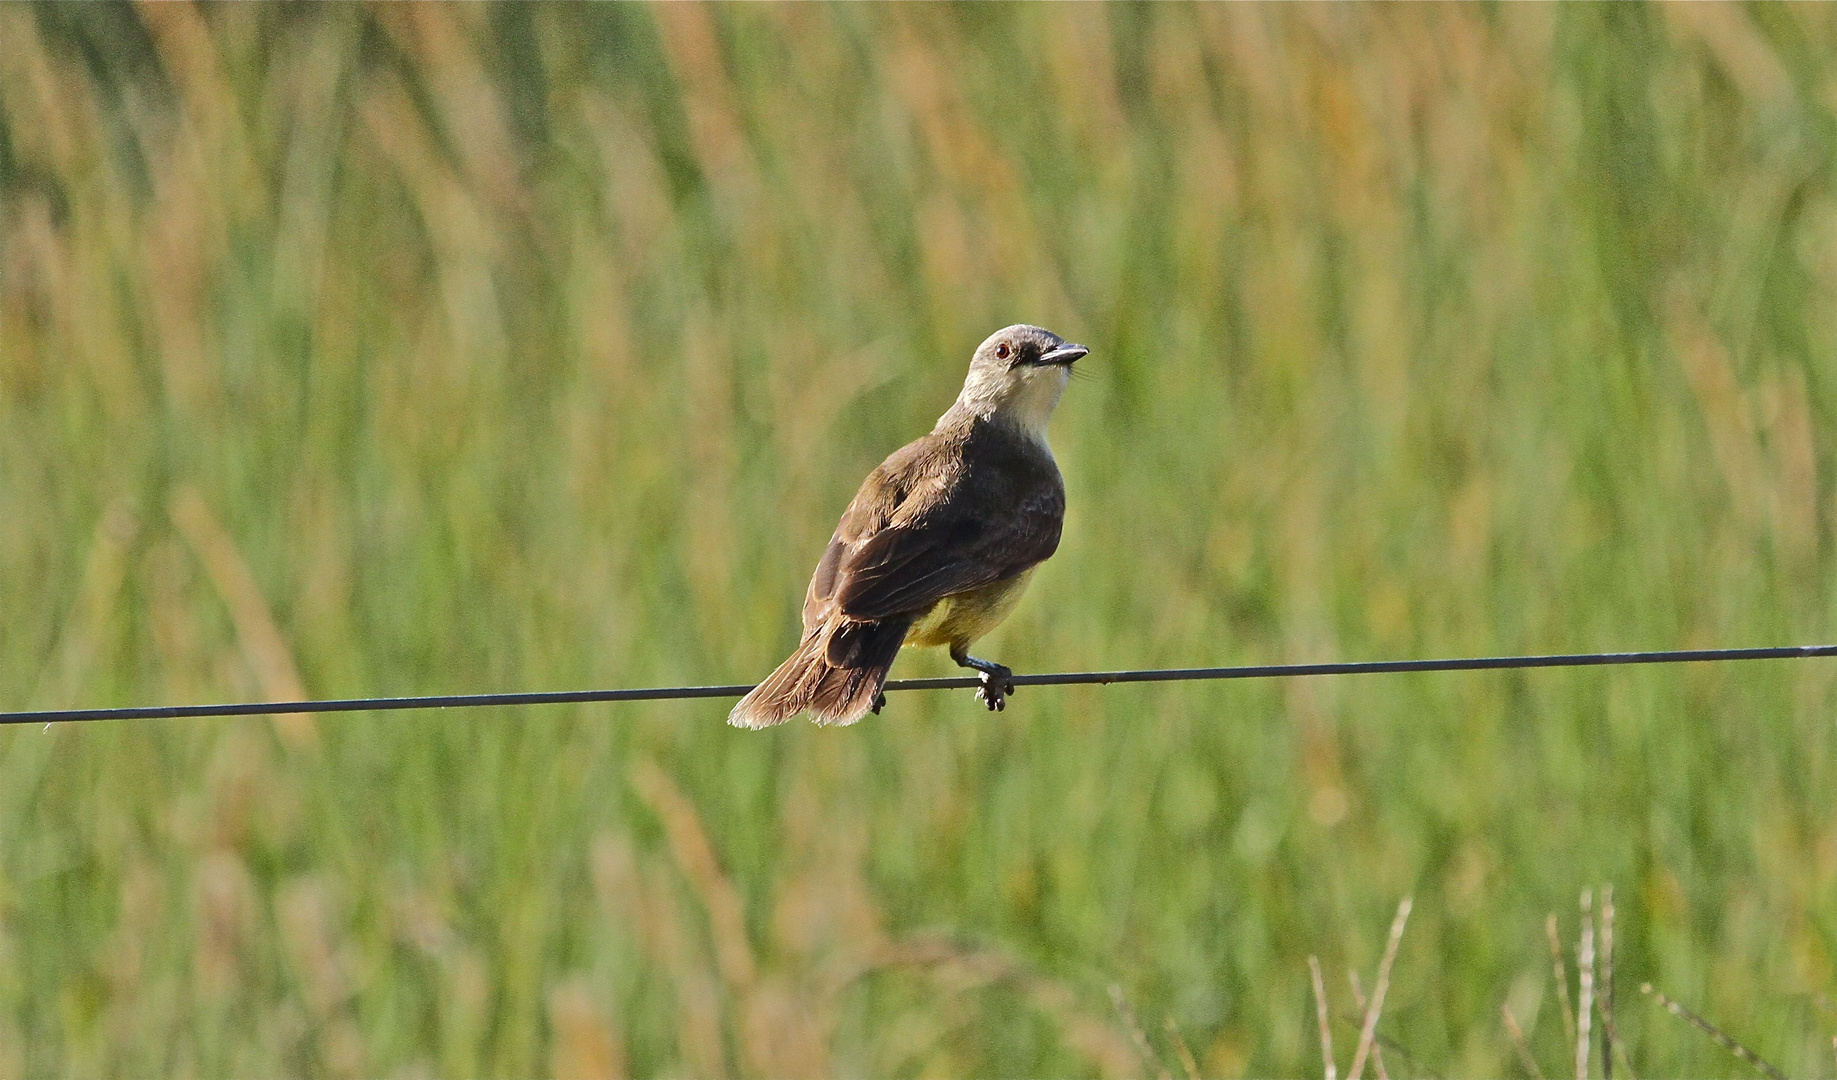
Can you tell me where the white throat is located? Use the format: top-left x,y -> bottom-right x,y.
945,366 -> 1069,445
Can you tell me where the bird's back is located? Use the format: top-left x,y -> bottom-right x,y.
803,415 -> 1062,633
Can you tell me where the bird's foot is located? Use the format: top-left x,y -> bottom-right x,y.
871,691 -> 887,715
976,668 -> 1014,711
952,650 -> 1016,712
968,661 -> 1015,711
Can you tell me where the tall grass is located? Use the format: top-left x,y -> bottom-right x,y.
3,3 -> 1837,1075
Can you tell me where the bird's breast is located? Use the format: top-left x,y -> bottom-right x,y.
904,568 -> 1037,651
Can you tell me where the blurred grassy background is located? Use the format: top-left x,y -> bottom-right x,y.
3,2 -> 1837,1076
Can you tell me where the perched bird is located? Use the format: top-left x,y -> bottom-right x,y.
730,325 -> 1086,729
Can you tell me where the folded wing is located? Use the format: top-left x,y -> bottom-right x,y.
802,425 -> 1065,631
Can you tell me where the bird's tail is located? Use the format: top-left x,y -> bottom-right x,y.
728,617 -> 911,729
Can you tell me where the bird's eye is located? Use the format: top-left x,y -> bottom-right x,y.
995,342 -> 1012,360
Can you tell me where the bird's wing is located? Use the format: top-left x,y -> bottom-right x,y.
798,424 -> 1063,626
831,479 -> 1064,620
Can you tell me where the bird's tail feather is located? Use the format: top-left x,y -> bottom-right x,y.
728,617 -> 911,729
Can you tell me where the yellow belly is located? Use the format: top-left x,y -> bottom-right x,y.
904,568 -> 1036,651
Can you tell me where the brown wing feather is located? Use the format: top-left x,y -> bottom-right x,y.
835,488 -> 1061,618
803,419 -> 1064,625
801,433 -> 948,631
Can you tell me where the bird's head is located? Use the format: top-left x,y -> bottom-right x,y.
954,324 -> 1087,439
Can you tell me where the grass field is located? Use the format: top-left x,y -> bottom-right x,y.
4,3 -> 1837,1076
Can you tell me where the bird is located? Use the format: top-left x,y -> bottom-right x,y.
729,325 -> 1086,729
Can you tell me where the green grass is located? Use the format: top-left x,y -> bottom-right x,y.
4,3 -> 1837,1075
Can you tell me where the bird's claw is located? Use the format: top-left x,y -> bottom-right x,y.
953,652 -> 1015,713
975,667 -> 1014,712
871,691 -> 887,715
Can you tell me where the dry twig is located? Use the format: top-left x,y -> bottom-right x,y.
1348,896 -> 1412,1080
1598,886 -> 1632,1080
1640,983 -> 1788,1080
1548,914 -> 1578,1050
1310,955 -> 1338,1080
1164,1017 -> 1201,1080
1109,984 -> 1171,1080
1503,1003 -> 1548,1080
1577,891 -> 1595,1080
1348,970 -> 1390,1080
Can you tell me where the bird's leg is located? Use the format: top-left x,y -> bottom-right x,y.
871,691 -> 887,714
950,646 -> 1014,712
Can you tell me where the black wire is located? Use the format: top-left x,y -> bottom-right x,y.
5,644 -> 1835,726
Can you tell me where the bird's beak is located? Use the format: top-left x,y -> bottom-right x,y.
1039,343 -> 1088,367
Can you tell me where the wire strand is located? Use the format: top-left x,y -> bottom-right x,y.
6,644 -> 1835,726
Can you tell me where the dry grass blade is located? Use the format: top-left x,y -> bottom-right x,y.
1640,983 -> 1789,1080
638,859 -> 730,1077
1310,955 -> 1338,1080
1164,1017 -> 1201,1080
1347,896 -> 1412,1080
860,938 -> 1137,1077
1108,984 -> 1172,1080
1503,1003 -> 1547,1080
628,759 -> 838,1078
1598,886 -> 1630,1080
547,979 -> 627,1080
1348,969 -> 1389,1080
1334,1009 -> 1439,1080
1577,890 -> 1594,1080
629,760 -> 757,996
32,501 -> 136,710
1549,914 -> 1578,1051
623,774 -> 833,1080
170,486 -> 316,749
